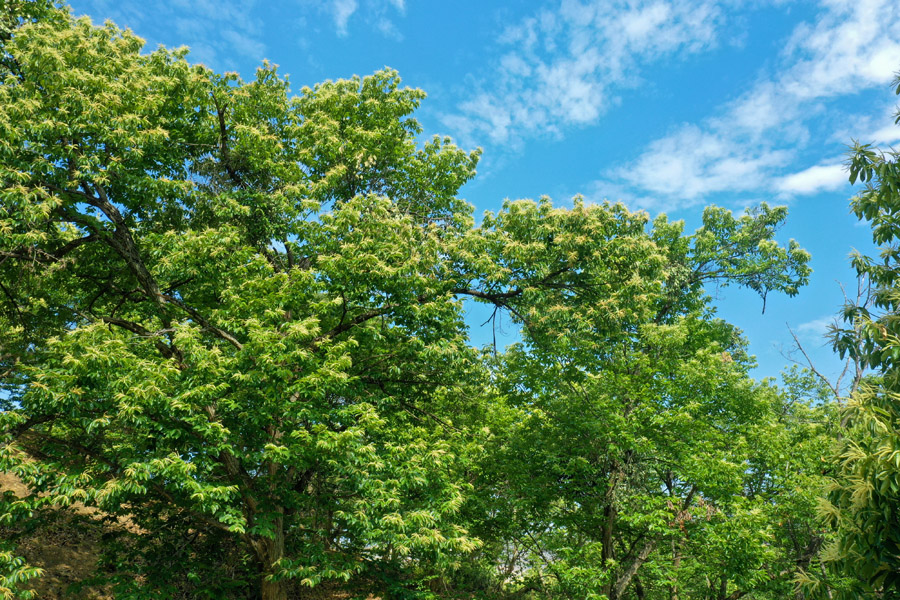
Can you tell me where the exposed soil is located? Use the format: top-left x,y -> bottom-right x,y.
1,471 -> 112,599
2,472 -> 381,599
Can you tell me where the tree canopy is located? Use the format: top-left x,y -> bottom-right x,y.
807,73 -> 900,599
0,4 -> 860,600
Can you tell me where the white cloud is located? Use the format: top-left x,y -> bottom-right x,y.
442,0 -> 724,146
829,102 -> 900,145
795,315 -> 837,341
315,0 -> 405,37
595,0 -> 900,211
331,0 -> 358,36
777,163 -> 848,195
439,0 -> 900,210
221,29 -> 266,60
74,0 -> 147,31
727,82 -> 792,139
76,0 -> 266,67
781,0 -> 900,101
867,123 -> 900,146
606,125 -> 790,207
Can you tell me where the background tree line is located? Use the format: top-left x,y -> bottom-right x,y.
0,2 -> 896,599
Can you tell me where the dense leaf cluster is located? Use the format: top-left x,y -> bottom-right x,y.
809,74 -> 900,599
0,4 -> 873,600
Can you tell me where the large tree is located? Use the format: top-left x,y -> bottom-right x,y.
814,73 -> 900,599
0,6 -> 490,599
0,4 -> 817,600
460,204 -> 820,600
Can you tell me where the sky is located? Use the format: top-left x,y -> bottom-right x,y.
66,0 -> 900,384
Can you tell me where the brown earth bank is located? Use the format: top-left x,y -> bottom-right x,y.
2,472 -> 383,599
1,471 -> 111,599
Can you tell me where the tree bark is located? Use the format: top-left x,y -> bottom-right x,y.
635,575 -> 646,600
670,539 -> 682,600
257,512 -> 287,600
261,576 -> 287,600
612,539 -> 657,600
600,463 -> 621,599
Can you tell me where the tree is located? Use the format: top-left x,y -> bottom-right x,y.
455,202 -> 815,600
815,73 -> 900,598
0,6 -> 490,599
0,4 -> 818,600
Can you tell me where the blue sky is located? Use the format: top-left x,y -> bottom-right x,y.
67,0 -> 900,383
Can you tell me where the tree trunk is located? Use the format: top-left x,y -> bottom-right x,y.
257,513 -> 287,600
612,539 -> 657,600
600,459 -> 624,598
670,539 -> 682,600
635,575 -> 646,600
261,577 -> 287,600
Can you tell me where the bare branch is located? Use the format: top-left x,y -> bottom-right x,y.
786,323 -> 842,399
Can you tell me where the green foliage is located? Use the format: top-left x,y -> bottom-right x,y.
0,4 -> 825,600
816,72 -> 900,598
0,7 -> 483,598
0,547 -> 42,600
462,204 -> 818,599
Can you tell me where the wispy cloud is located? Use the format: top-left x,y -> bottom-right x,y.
795,315 -> 838,342
609,125 -> 791,204
313,0 -> 406,37
596,0 -> 900,211
75,0 -> 266,68
442,0 -> 725,147
331,0 -> 358,36
777,163 -> 848,196
440,0 -> 900,212
75,0 -> 410,68
866,124 -> 900,146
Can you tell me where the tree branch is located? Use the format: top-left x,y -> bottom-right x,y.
161,293 -> 243,351
613,539 -> 657,600
213,96 -> 244,188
